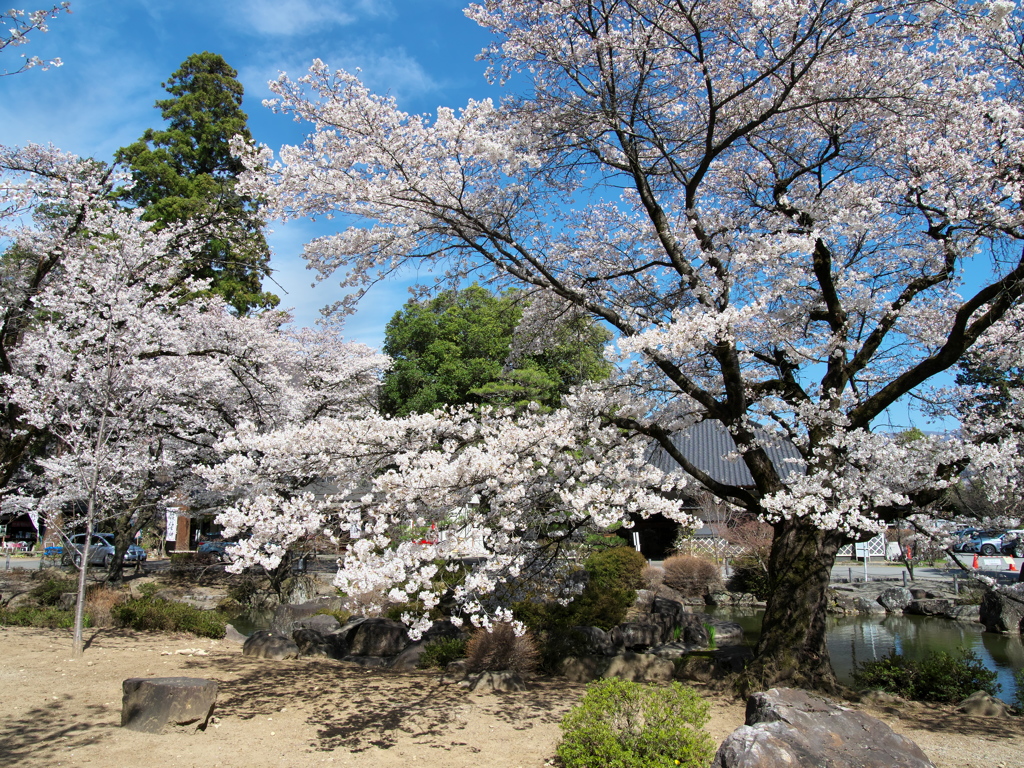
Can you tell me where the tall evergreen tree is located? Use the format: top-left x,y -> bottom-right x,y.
380,285 -> 611,416
116,52 -> 277,314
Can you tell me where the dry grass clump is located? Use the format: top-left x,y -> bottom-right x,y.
465,622 -> 539,674
662,554 -> 722,598
642,564 -> 664,591
84,585 -> 127,627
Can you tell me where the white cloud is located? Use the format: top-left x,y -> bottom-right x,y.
232,0 -> 391,37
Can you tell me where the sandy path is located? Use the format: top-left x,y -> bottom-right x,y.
1,626 -> 1022,767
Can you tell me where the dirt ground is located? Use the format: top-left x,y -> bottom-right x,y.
1,626 -> 1023,768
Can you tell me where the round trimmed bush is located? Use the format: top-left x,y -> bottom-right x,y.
662,554 -> 722,598
557,679 -> 715,768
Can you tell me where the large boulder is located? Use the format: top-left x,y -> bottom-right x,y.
572,626 -> 615,656
346,617 -> 410,656
877,586 -> 914,613
242,629 -> 300,660
270,597 -> 345,634
713,688 -> 935,768
469,670 -> 527,693
121,677 -> 217,733
958,690 -> 1013,717
905,598 -> 955,618
602,651 -> 674,683
980,584 -> 1024,634
389,641 -> 427,671
608,622 -> 664,651
292,627 -> 346,658
561,655 -> 609,683
650,596 -> 687,629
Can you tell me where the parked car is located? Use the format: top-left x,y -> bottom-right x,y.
958,530 -> 1022,557
197,538 -> 234,562
1000,530 -> 1024,558
62,533 -> 147,568
950,528 -> 985,552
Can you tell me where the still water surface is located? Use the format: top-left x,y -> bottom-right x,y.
716,609 -> 1024,701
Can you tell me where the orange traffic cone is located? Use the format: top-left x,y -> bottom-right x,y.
1009,561 -> 1018,572
972,553 -> 979,569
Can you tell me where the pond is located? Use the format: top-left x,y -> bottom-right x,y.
712,608 -> 1024,702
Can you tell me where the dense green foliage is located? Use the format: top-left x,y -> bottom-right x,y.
380,284 -> 611,416
111,596 -> 226,638
725,554 -> 771,600
853,649 -> 999,702
0,605 -> 86,629
31,577 -> 78,606
517,546 -> 647,636
115,52 -> 276,314
956,356 -> 1024,421
557,679 -> 715,768
419,636 -> 469,669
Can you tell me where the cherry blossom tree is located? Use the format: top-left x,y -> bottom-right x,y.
0,4 -> 70,76
224,0 -> 1024,690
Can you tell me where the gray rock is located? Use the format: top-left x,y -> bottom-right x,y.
572,625 -> 615,656
704,617 -> 744,643
58,592 -> 77,611
292,627 -> 332,657
121,677 -> 217,733
650,596 -> 687,628
224,623 -> 248,644
713,687 -> 935,768
852,596 -> 887,615
980,584 -> 1024,634
441,659 -> 470,684
705,590 -> 731,607
242,629 -> 300,660
649,641 -> 697,660
947,604 -> 981,622
269,597 -> 345,634
389,641 -> 426,671
958,690 -> 1013,717
608,622 -> 664,651
294,613 -> 341,634
601,651 -> 674,683
469,670 -> 527,693
905,598 -> 954,617
877,586 -> 914,613
561,655 -> 609,683
341,655 -> 390,668
347,617 -> 410,656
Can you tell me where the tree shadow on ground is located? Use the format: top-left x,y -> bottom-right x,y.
0,695 -> 112,765
872,703 -> 1024,740
181,654 -> 585,753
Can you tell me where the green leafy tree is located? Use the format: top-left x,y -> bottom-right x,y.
380,284 -> 611,416
115,52 -> 277,314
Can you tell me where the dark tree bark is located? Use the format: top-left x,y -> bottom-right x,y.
738,517 -> 847,696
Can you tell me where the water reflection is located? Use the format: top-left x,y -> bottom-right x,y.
712,608 -> 1024,701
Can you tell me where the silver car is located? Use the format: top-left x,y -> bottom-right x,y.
62,533 -> 147,568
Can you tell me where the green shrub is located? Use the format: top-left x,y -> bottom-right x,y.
31,577 -> 78,606
569,546 -> 648,630
725,554 -> 770,600
662,554 -> 721,598
1014,668 -> 1024,712
0,605 -> 88,629
111,597 -> 226,638
853,649 -> 998,702
419,636 -> 468,669
557,679 -> 715,768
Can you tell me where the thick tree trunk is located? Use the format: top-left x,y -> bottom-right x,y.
738,517 -> 846,696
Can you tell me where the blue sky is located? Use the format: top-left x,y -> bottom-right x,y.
1,0 -> 498,347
